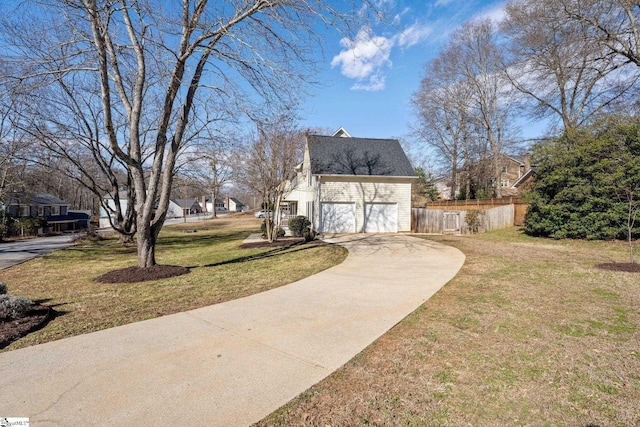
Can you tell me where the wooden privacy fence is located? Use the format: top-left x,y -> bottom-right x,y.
424,197 -> 529,226
412,204 -> 515,234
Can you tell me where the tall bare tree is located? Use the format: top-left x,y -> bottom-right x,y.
1,0 -> 374,268
181,120 -> 239,218
243,114 -> 304,242
413,19 -> 517,199
412,61 -> 473,200
455,19 -> 518,199
502,0 -> 638,133
560,0 -> 640,67
0,94 -> 30,209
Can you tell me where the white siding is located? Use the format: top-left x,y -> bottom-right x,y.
319,176 -> 412,232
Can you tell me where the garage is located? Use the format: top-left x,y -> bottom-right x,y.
321,202 -> 356,233
364,203 -> 398,233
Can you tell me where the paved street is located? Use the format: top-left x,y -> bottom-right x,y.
0,214 -> 218,270
0,234 -> 80,270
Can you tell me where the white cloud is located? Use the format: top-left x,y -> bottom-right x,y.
331,27 -> 393,89
331,22 -> 431,91
392,7 -> 411,25
351,73 -> 387,92
472,4 -> 507,24
435,0 -> 455,6
398,22 -> 433,48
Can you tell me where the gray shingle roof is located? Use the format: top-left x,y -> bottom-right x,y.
171,199 -> 202,209
6,193 -> 69,206
307,135 -> 415,177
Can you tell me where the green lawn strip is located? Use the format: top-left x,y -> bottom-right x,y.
257,228 -> 640,427
0,218 -> 347,352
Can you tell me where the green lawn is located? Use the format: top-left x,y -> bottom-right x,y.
0,215 -> 347,352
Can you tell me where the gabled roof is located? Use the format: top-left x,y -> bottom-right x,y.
307,135 -> 415,177
6,193 -> 69,206
171,199 -> 201,208
512,168 -> 536,188
332,127 -> 352,138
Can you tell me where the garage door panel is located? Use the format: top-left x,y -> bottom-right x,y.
364,203 -> 397,233
321,203 -> 356,233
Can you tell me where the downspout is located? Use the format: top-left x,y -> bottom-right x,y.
316,175 -> 322,234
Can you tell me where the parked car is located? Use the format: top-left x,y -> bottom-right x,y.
254,209 -> 272,218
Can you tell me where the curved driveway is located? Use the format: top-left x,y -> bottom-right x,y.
0,234 -> 465,426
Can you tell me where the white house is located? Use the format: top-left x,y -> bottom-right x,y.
169,199 -> 202,217
100,193 -> 194,228
225,196 -> 246,212
99,191 -> 129,228
283,128 -> 416,233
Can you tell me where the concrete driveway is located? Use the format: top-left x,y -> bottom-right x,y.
0,234 -> 79,270
0,234 -> 465,426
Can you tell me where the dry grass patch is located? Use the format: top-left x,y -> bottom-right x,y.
0,215 -> 347,352
258,228 -> 640,427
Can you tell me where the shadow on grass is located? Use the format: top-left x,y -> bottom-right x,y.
159,232 -> 238,247
191,241 -> 320,269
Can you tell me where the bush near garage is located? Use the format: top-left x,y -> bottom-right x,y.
289,215 -> 311,237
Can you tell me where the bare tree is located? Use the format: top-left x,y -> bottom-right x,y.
502,0 -> 638,133
455,19 -> 518,199
413,19 -> 517,199
560,0 -> 640,67
244,115 -> 304,242
0,95 -> 30,209
412,52 -> 475,200
1,0 -> 374,268
181,122 -> 239,219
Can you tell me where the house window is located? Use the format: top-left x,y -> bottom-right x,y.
501,179 -> 510,187
37,206 -> 44,217
51,205 -> 60,216
502,166 -> 508,173
20,206 -> 30,217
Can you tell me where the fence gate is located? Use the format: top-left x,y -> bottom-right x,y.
443,211 -> 461,234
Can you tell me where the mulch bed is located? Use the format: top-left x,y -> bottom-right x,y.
96,265 -> 191,284
596,262 -> 640,273
1,305 -> 54,349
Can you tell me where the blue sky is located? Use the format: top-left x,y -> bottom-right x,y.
299,0 -> 537,143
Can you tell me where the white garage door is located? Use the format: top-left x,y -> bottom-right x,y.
364,203 -> 398,233
321,202 -> 356,233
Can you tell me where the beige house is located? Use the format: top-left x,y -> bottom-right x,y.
283,128 -> 416,233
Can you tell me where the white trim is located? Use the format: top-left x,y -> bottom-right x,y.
332,127 -> 352,138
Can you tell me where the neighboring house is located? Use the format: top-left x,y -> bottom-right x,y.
443,154 -> 535,200
99,190 -> 129,228
169,199 -> 203,216
225,196 -> 246,212
68,210 -> 92,229
434,176 -> 453,200
4,193 -> 85,232
283,128 -> 416,233
495,154 -> 534,196
204,198 -> 226,213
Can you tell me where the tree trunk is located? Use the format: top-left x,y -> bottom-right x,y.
211,190 -> 217,218
493,155 -> 503,199
137,226 -> 157,268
